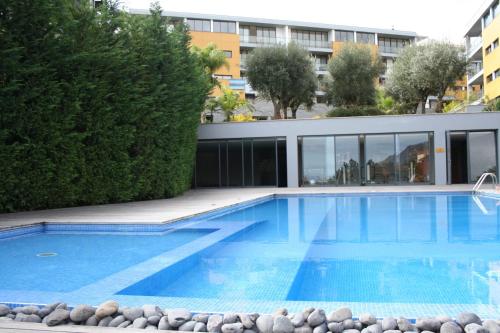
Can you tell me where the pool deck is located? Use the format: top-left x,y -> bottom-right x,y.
0,185 -> 474,230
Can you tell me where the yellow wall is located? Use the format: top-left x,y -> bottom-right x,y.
189,31 -> 242,98
483,14 -> 500,100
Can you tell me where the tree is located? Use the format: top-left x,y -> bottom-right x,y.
386,41 -> 467,113
191,43 -> 229,91
324,43 -> 382,107
245,43 -> 316,119
216,87 -> 250,121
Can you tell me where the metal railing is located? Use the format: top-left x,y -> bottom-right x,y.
472,172 -> 497,193
240,36 -> 285,45
379,46 -> 404,54
315,64 -> 328,71
291,39 -> 331,49
468,62 -> 483,78
466,37 -> 482,58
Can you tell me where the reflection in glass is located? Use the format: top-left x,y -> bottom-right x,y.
335,136 -> 360,185
365,134 -> 396,184
195,142 -> 219,187
301,137 -> 335,186
397,133 -> 431,183
469,131 -> 497,182
253,139 -> 277,186
227,141 -> 243,186
243,140 -> 253,186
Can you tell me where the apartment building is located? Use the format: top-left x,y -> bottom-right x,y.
465,0 -> 500,103
130,9 -> 418,101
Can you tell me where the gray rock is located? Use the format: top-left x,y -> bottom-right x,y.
146,325 -> 157,330
423,331 -> 436,333
108,315 -> 126,327
328,308 -> 352,323
440,321 -> 463,333
483,320 -> 500,333
123,307 -> 144,321
133,317 -> 148,329
384,331 -> 402,333
416,318 -> 442,332
0,317 -> 13,322
244,330 -> 257,333
195,314 -> 210,324
359,314 -> 377,326
313,322 -> 327,333
148,315 -> 161,325
0,305 -> 10,317
343,320 -> 355,330
70,304 -> 95,322
291,313 -> 305,327
224,313 -> 239,324
38,307 -> 53,318
118,320 -> 131,328
13,306 -> 39,315
239,313 -> 254,329
208,314 -> 224,333
457,314 -> 482,328
257,314 -> 275,333
294,324 -> 313,333
366,324 -> 383,333
465,324 -> 488,333
180,320 -> 198,331
46,308 -> 70,326
275,309 -> 289,317
397,318 -> 413,332
95,300 -> 118,319
6,313 -> 14,319
143,304 -> 162,318
303,308 -> 315,319
14,313 -> 41,323
195,322 -> 208,332
222,322 -> 244,333
273,315 -> 294,333
55,303 -> 67,310
382,318 -> 398,331
168,308 -> 192,327
98,316 -> 113,327
436,316 -> 454,324
353,321 -> 363,331
343,329 -> 361,333
308,309 -> 326,327
85,315 -> 98,326
159,316 -> 171,330
328,322 -> 344,333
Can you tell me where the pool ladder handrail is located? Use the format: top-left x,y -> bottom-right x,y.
472,172 -> 497,193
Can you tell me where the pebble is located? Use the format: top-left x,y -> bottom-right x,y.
133,317 -> 148,329
382,317 -> 398,331
108,315 -> 126,327
14,313 -> 41,323
118,320 -> 131,328
416,318 -> 442,332
313,322 -> 328,333
123,307 -> 144,321
13,306 -> 39,315
85,315 -> 98,326
159,316 -> 172,330
95,300 -> 118,319
69,304 -> 95,322
97,316 -> 113,327
180,320 -> 198,331
143,304 -> 162,318
274,315 -> 295,333
397,318 -> 413,332
295,324 -> 313,333
239,313 -> 255,329
224,313 -> 239,324
343,319 -> 355,330
359,314 -> 377,326
257,314 -> 275,333
291,312 -> 305,327
464,323 -> 488,333
329,308 -> 353,323
208,314 -> 224,333
328,322 -> 344,333
222,322 -> 244,333
457,313 -> 482,328
168,308 -> 192,327
308,309 -> 327,327
195,314 -> 210,324
46,308 -> 70,326
483,320 -> 500,333
343,329 -> 361,333
440,321 -> 463,333
195,322 -> 208,332
148,315 -> 161,325
0,305 -> 10,317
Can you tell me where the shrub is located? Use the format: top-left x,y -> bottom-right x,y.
326,106 -> 387,117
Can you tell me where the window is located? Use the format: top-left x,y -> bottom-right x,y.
213,74 -> 232,80
300,137 -> 335,185
487,74 -> 493,83
335,30 -> 354,42
378,37 -> 410,53
213,20 -> 236,33
493,38 -> 499,49
223,50 -> 232,58
484,11 -> 492,26
291,29 -> 329,48
186,18 -> 210,32
495,68 -> 500,78
494,1 -> 499,18
486,45 -> 492,54
357,32 -> 375,44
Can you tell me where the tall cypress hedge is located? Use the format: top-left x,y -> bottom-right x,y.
0,1 -> 209,212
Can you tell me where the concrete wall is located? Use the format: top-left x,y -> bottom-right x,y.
197,113 -> 500,187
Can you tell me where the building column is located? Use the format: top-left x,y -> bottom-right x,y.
286,134 -> 299,187
434,130 -> 448,185
285,25 -> 290,45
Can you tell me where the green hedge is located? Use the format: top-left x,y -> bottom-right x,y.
326,106 -> 387,117
0,1 -> 209,212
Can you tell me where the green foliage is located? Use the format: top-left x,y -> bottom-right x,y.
191,43 -> 228,91
216,88 -> 250,121
0,0 -> 208,212
376,88 -> 395,112
245,43 -> 316,119
443,100 -> 463,113
484,98 -> 500,112
326,106 -> 386,117
324,43 -> 382,107
386,41 -> 467,113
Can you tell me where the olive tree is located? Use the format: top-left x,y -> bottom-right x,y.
324,43 -> 382,107
246,43 -> 316,119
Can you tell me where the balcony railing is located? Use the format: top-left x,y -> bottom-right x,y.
466,37 -> 482,58
291,39 -> 331,49
379,46 -> 404,54
468,62 -> 483,78
240,36 -> 285,45
315,64 -> 328,71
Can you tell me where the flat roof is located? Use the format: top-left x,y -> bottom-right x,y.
129,8 -> 418,38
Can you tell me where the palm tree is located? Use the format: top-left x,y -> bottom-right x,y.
191,43 -> 229,91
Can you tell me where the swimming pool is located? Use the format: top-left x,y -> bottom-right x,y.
1,192 -> 499,317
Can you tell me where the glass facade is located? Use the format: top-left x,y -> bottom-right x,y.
291,29 -> 329,48
356,32 -> 375,44
468,131 -> 497,182
299,132 -> 433,186
378,37 -> 410,54
194,138 -> 287,187
186,18 -> 210,32
213,20 -> 236,33
335,30 -> 354,42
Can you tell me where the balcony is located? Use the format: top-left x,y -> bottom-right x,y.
291,39 -> 331,50
467,62 -> 484,86
466,37 -> 483,60
379,46 -> 404,55
315,64 -> 328,72
240,36 -> 285,47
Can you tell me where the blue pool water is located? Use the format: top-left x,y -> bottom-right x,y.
119,193 -> 500,305
1,192 -> 500,312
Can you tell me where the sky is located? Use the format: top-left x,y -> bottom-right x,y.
124,0 -> 491,42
